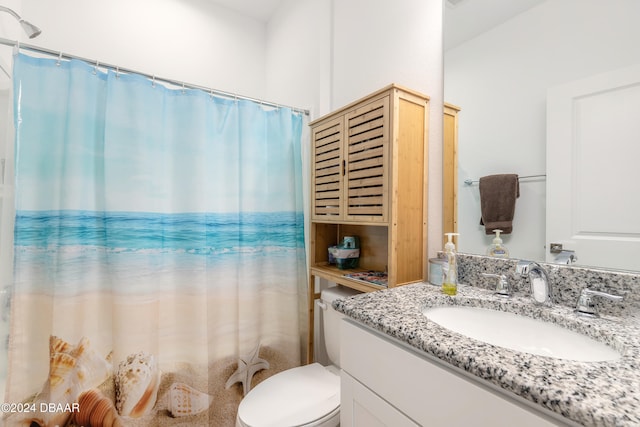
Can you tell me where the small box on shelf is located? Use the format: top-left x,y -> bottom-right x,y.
336,252 -> 359,269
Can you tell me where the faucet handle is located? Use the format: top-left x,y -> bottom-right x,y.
515,260 -> 532,276
482,273 -> 510,297
575,288 -> 624,318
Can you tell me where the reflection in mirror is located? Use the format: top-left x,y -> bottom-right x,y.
444,0 -> 640,272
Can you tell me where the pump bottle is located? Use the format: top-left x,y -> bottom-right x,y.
486,229 -> 509,258
442,233 -> 459,296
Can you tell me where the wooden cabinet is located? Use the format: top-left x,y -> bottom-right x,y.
443,103 -> 460,243
310,85 -> 429,289
307,85 -> 429,362
312,96 -> 390,223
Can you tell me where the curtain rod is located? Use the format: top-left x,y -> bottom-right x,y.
0,37 -> 310,116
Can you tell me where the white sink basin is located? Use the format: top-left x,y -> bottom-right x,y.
423,306 -> 621,362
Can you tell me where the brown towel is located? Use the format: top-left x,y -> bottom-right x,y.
479,174 -> 519,235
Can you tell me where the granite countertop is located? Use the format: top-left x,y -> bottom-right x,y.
333,282 -> 640,427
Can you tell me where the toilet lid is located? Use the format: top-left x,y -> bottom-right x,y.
237,363 -> 340,427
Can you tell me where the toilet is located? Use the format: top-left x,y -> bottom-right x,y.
236,285 -> 361,427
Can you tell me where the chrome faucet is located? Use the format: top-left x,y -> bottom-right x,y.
515,260 -> 552,305
481,273 -> 511,297
553,250 -> 578,265
575,287 -> 624,318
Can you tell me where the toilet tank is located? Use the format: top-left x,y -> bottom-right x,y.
320,286 -> 362,368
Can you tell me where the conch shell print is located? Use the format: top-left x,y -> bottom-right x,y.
115,351 -> 161,418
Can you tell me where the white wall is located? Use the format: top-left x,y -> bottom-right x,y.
265,0 -> 332,117
332,0 -> 444,261
0,0 -> 23,86
444,0 -> 640,260
331,0 -> 442,112
18,0 -> 267,97
267,0 -> 444,259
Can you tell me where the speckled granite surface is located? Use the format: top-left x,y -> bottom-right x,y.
334,282 -> 640,426
455,253 -> 640,317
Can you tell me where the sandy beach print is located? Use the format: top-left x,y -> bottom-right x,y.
4,209 -> 305,425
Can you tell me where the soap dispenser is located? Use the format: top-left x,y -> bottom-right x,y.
487,229 -> 509,258
442,233 -> 459,296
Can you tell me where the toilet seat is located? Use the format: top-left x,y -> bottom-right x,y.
236,363 -> 340,427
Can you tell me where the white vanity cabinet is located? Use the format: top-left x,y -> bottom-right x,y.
340,319 -> 570,427
341,371 -> 420,427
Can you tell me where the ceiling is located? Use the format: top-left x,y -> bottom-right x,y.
444,0 -> 546,50
209,0 -> 284,22
208,0 -> 546,50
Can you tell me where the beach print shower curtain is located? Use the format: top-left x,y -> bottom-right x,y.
4,52 -> 306,426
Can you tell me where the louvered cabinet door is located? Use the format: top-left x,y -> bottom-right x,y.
344,97 -> 390,222
311,117 -> 344,220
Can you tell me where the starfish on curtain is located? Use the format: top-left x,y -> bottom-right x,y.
225,343 -> 270,396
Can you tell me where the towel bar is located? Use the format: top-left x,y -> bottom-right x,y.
464,174 -> 546,186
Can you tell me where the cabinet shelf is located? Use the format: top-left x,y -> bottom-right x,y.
310,264 -> 388,293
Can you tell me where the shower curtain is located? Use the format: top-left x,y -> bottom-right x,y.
3,52 -> 306,426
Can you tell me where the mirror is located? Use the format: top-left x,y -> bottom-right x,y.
444,0 -> 640,272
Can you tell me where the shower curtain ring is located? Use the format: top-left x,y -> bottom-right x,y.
116,67 -> 120,78
93,61 -> 99,75
152,75 -> 156,88
56,52 -> 62,66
